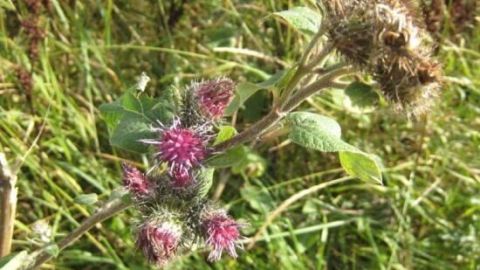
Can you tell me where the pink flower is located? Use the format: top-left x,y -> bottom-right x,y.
159,125 -> 205,168
142,120 -> 208,186
202,210 -> 242,261
136,222 -> 182,266
122,163 -> 151,197
195,78 -> 235,120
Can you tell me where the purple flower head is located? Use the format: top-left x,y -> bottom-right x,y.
195,78 -> 235,120
122,163 -> 151,197
136,221 -> 182,266
142,119 -> 209,185
202,210 -> 242,261
159,125 -> 206,167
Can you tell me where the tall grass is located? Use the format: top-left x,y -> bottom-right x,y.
0,1 -> 479,269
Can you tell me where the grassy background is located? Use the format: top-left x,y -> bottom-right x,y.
0,0 -> 479,269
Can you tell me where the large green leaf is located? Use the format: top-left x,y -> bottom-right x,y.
287,112 -> 353,152
273,7 -> 322,35
109,114 -> 155,153
98,99 -> 124,133
287,112 -> 382,184
99,89 -> 175,153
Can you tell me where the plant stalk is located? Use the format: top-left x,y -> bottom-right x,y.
0,153 -> 17,258
29,197 -> 131,269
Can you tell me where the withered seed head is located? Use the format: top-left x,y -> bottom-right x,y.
323,0 -> 442,116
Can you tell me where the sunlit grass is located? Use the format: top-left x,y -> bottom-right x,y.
0,1 -> 479,269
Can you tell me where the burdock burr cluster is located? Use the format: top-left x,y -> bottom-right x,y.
325,0 -> 441,115
122,78 -> 243,266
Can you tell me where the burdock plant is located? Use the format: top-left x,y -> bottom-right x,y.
23,0 -> 442,268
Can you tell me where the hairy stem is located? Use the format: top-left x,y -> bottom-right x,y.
0,153 -> 17,257
277,38 -> 332,107
29,197 -> 131,269
281,65 -> 354,111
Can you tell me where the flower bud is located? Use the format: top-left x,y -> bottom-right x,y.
136,221 -> 182,266
194,78 -> 235,120
122,163 -> 151,197
201,210 -> 242,261
171,166 -> 192,188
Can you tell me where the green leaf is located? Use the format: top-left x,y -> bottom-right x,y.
197,167 -> 215,198
257,67 -> 298,97
257,68 -> 296,90
206,146 -> 248,168
224,83 -> 262,116
214,126 -> 237,145
121,92 -> 144,112
225,70 -> 299,116
339,151 -> 382,184
121,92 -> 175,123
0,251 -> 29,270
256,70 -> 287,89
109,114 -> 155,153
74,193 -> 98,205
287,112 -> 382,184
99,88 -> 176,153
287,112 -> 353,152
141,92 -> 177,123
344,81 -> 379,109
273,7 -> 322,35
99,100 -> 124,133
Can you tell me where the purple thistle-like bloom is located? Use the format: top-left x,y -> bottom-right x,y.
159,125 -> 206,166
122,163 -> 151,197
202,210 -> 242,261
136,222 -> 182,266
195,78 -> 235,120
142,120 -> 208,186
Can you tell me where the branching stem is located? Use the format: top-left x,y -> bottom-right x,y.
214,65 -> 353,152
29,197 -> 131,269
